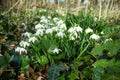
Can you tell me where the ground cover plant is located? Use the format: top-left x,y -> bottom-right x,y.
0,5 -> 120,80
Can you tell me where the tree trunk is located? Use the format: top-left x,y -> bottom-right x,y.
99,0 -> 102,20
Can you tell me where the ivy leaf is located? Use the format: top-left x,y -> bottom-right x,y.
48,64 -> 65,80
92,67 -> 104,80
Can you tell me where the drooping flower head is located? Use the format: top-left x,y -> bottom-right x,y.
15,47 -> 27,55
29,37 -> 37,43
52,48 -> 62,54
35,29 -> 44,36
19,41 -> 30,48
90,34 -> 100,40
56,32 -> 66,38
45,28 -> 53,34
22,32 -> 32,38
35,24 -> 44,29
85,27 -> 93,34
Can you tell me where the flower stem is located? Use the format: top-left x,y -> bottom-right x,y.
77,42 -> 90,59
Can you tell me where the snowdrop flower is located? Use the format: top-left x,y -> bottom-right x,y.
22,32 -> 31,38
68,27 -> 75,33
35,24 -> 44,29
85,27 -> 93,34
57,20 -> 64,26
40,19 -> 48,24
53,17 -> 59,22
68,26 -> 82,33
59,24 -> 67,31
56,32 -> 66,38
52,27 -> 58,32
62,13 -> 66,16
70,36 -> 76,40
48,16 -> 51,19
41,16 -> 46,20
69,32 -> 78,40
100,31 -> 104,34
90,34 -> 100,40
53,48 -> 62,54
35,29 -> 44,36
94,17 -> 97,21
74,26 -> 83,33
21,23 -> 26,26
29,37 -> 37,43
19,41 -> 30,48
15,47 -> 27,54
104,38 -> 112,43
46,28 -> 53,34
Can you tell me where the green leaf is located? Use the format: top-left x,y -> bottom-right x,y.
92,59 -> 107,68
48,64 -> 65,80
57,74 -> 65,80
92,67 -> 104,80
20,55 -> 30,72
91,40 -> 120,56
105,40 -> 120,55
39,55 -> 49,67
68,71 -> 79,80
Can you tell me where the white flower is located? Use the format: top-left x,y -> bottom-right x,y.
56,32 -> 66,38
59,24 -> 67,31
68,26 -> 82,33
68,27 -> 75,33
22,32 -> 31,38
69,32 -> 78,40
57,20 -> 64,26
46,28 -> 53,34
62,13 -> 66,16
41,16 -> 46,20
100,31 -> 104,34
94,17 -> 97,21
19,41 -> 30,48
53,17 -> 59,22
35,29 -> 44,36
85,27 -> 93,34
70,36 -> 75,40
29,37 -> 37,43
74,26 -> 83,33
90,34 -> 100,40
104,38 -> 112,43
35,24 -> 44,29
21,23 -> 25,26
40,19 -> 48,24
53,48 -> 62,54
15,47 -> 27,54
48,16 -> 51,19
52,27 -> 58,32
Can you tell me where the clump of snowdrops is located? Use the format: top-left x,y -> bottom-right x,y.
15,15 -> 101,67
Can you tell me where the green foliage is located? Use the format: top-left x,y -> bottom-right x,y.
92,67 -> 104,80
1,8 -> 120,80
92,59 -> 120,80
68,71 -> 79,80
48,64 -> 65,80
65,12 -> 108,33
91,40 -> 120,56
20,55 -> 30,73
0,52 -> 14,70
38,55 -> 49,67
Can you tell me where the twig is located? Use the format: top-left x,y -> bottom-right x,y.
99,0 -> 102,20
3,0 -> 20,15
